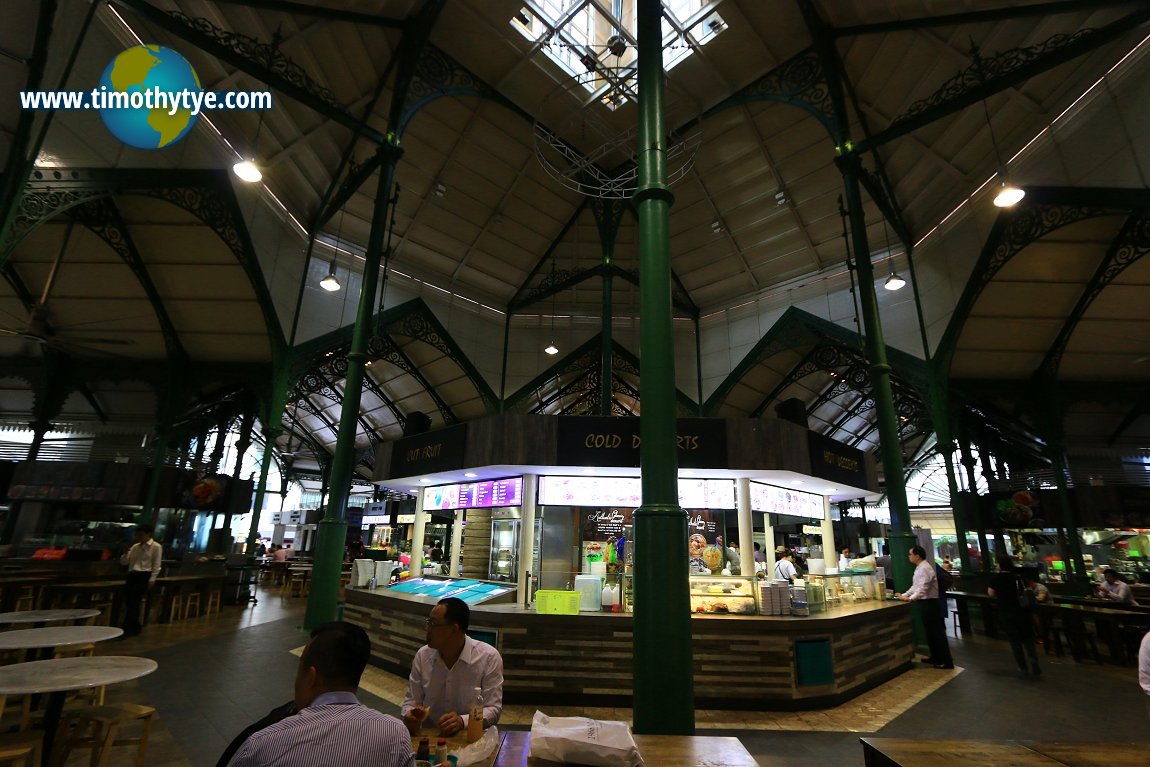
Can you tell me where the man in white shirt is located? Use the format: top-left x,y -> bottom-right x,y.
120,522 -> 162,636
838,548 -> 852,571
774,551 -> 797,582
401,597 -> 503,737
1096,569 -> 1138,605
896,545 -> 953,669
1139,630 -> 1150,701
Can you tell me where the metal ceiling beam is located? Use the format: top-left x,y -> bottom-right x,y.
359,368 -> 409,431
1107,403 -> 1145,447
835,0 -> 1146,36
1033,212 -> 1150,379
109,0 -> 388,144
509,201 -> 589,310
207,0 -> 406,27
65,197 -> 188,361
368,334 -> 458,425
853,7 -> 1150,154
311,368 -> 383,447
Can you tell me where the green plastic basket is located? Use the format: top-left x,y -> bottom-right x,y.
535,590 -> 580,615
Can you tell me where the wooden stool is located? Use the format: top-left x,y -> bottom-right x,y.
205,590 -> 221,615
54,703 -> 155,767
0,731 -> 41,767
183,592 -> 202,621
12,588 -> 35,613
288,574 -> 307,598
166,593 -> 184,623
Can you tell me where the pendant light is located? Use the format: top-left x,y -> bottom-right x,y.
880,217 -> 905,291
232,111 -> 265,183
544,253 -> 558,355
320,210 -> 344,292
974,45 -> 1024,208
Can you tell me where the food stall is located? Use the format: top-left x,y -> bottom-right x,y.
344,414 -> 913,709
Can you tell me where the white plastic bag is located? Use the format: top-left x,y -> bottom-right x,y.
528,710 -> 643,767
450,724 -> 499,767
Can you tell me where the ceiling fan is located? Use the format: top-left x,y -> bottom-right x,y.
0,222 -> 135,354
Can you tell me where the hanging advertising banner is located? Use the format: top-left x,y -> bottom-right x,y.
582,507 -> 634,541
556,416 -> 726,468
389,424 -> 468,477
538,476 -> 735,509
807,431 -> 867,488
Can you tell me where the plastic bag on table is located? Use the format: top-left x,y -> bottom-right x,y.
528,710 -> 644,767
449,724 -> 499,767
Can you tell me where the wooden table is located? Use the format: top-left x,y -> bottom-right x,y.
412,728 -> 758,767
0,655 -> 157,767
0,608 -> 100,627
1044,602 -> 1148,663
860,738 -> 1150,767
946,591 -> 998,638
0,625 -> 121,653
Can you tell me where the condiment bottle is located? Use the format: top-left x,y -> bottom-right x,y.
416,737 -> 430,761
435,739 -> 448,763
466,686 -> 484,743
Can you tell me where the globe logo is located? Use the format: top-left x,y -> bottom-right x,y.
98,45 -> 201,149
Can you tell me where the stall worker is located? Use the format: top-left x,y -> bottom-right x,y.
773,551 -> 797,583
402,597 -> 504,737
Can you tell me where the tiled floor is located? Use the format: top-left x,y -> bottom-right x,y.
33,587 -> 1150,766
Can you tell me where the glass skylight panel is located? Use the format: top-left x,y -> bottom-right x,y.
512,0 -> 725,98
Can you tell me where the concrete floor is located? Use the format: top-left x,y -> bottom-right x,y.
39,585 -> 1150,766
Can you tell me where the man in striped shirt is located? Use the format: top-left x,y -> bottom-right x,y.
227,622 -> 413,767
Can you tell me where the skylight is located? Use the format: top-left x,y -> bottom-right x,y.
512,0 -> 725,110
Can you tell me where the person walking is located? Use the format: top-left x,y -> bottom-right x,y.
988,556 -> 1041,676
120,522 -> 162,636
896,545 -> 954,669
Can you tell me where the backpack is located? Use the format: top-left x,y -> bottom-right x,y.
1017,575 -> 1038,610
935,563 -> 954,592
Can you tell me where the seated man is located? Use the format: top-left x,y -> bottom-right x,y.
402,597 -> 503,737
1096,568 -> 1138,604
227,622 -> 412,767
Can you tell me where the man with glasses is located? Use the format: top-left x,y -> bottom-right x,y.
401,597 -> 503,737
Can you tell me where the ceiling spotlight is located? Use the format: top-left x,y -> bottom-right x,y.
544,342 -> 559,355
993,181 -> 1025,208
320,262 -> 341,292
433,183 -> 446,198
775,190 -> 787,206
464,472 -> 478,479
884,272 -> 906,291
232,159 -> 261,183
419,478 -> 431,484
710,219 -> 723,234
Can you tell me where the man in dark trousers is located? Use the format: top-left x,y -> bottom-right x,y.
896,545 -> 954,669
120,522 -> 162,636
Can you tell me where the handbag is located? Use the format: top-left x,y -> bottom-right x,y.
1017,575 -> 1037,610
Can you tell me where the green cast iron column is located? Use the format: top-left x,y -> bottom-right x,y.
304,142 -> 402,629
631,0 -> 694,735
838,153 -> 915,594
246,367 -> 288,556
600,269 -> 613,415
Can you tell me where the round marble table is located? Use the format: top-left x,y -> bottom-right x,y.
0,656 -> 157,766
0,625 -> 122,651
0,609 -> 100,626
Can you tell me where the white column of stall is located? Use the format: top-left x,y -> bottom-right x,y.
517,474 -> 537,606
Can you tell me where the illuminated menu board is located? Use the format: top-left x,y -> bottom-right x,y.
422,477 -> 523,511
748,481 -> 823,518
539,476 -> 735,509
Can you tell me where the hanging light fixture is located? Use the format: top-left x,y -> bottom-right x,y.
544,252 -> 558,355
974,44 -> 1024,208
232,110 -> 265,183
320,209 -> 344,292
320,263 -> 340,292
880,216 -> 905,291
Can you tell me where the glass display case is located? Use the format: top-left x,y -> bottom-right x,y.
387,575 -> 517,605
688,575 -> 759,615
806,571 -> 881,611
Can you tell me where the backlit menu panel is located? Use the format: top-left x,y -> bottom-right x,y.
748,481 -> 823,518
539,476 -> 735,509
423,477 -> 523,511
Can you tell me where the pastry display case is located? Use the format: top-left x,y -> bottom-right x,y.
688,575 -> 759,615
806,571 -> 881,611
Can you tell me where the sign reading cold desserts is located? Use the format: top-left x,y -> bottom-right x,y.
556,416 -> 726,468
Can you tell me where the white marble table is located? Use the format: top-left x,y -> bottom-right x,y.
0,656 -> 157,766
0,625 -> 122,651
0,609 -> 100,626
